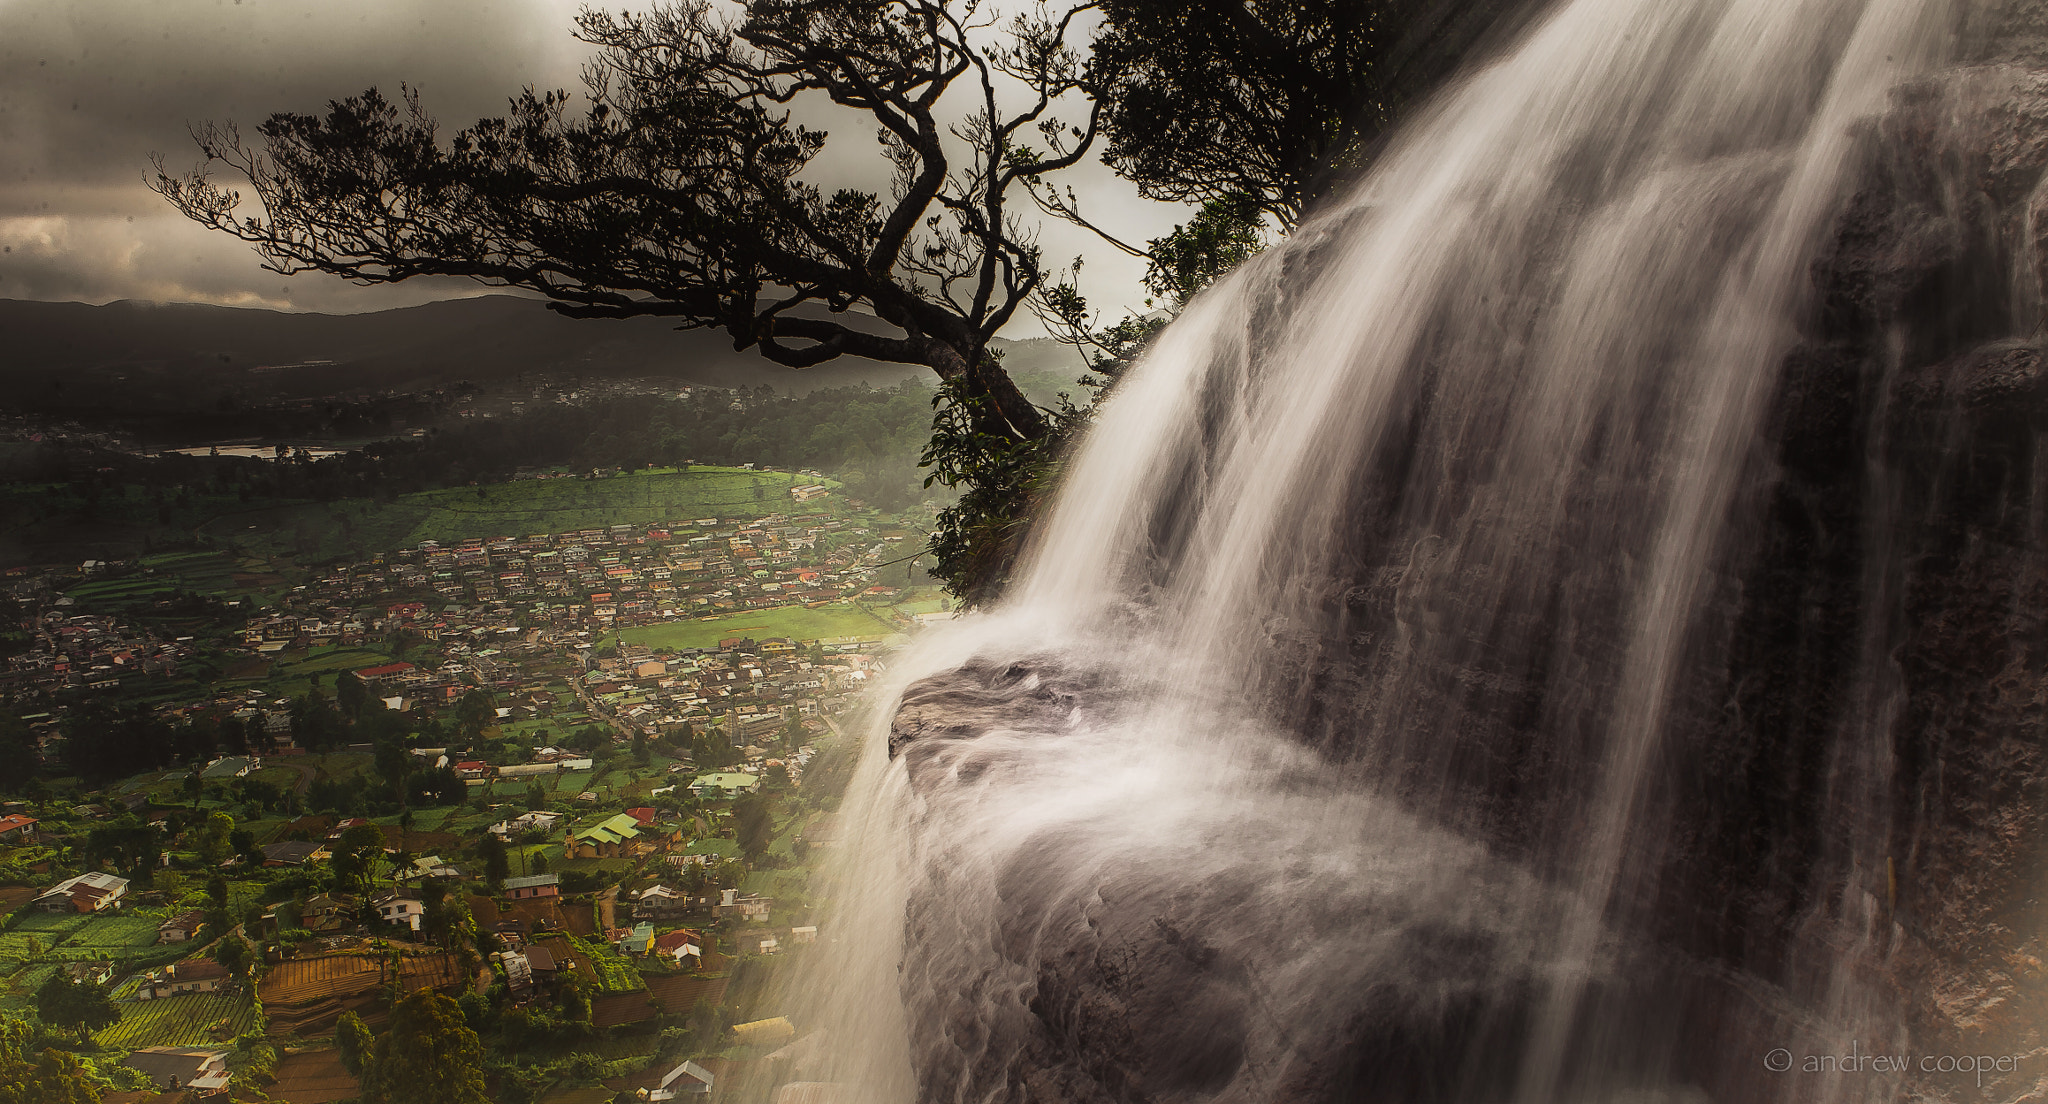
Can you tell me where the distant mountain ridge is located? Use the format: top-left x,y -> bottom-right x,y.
0,294 -> 1076,411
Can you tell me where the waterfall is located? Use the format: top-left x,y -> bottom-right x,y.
780,0 -> 1996,1101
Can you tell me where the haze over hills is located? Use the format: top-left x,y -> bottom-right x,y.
0,295 -> 1078,442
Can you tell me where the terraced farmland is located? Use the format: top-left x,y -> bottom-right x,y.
268,1047 -> 359,1104
98,989 -> 258,1048
260,952 -> 462,1035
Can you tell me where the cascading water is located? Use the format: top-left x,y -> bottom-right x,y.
773,0 -> 2030,1101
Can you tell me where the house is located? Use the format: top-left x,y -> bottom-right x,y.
393,854 -> 464,883
64,960 -> 114,986
624,806 -> 660,828
301,893 -> 356,933
353,661 -> 417,685
650,1059 -> 715,1099
715,889 -> 774,922
375,893 -> 424,932
124,1047 -> 231,1095
158,909 -> 206,943
489,810 -> 561,838
522,943 -> 558,979
325,817 -> 374,840
569,813 -> 643,858
502,873 -> 560,901
652,928 -> 702,966
453,760 -> 492,781
261,840 -> 327,866
139,958 -> 229,999
0,813 -> 37,842
733,928 -> 780,956
34,871 -> 128,913
689,771 -> 761,799
499,950 -> 534,996
633,884 -> 691,920
611,922 -> 655,955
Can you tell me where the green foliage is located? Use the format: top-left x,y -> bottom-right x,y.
920,374 -> 1088,601
337,1010 -> 373,1077
33,976 -> 117,1040
195,811 -> 234,867
733,793 -> 776,864
363,988 -> 488,1104
212,934 -> 253,980
478,834 -> 510,893
1037,193 -> 1265,380
0,1016 -> 102,1104
331,823 -> 387,894
560,935 -> 644,995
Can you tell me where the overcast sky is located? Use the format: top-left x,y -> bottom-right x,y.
0,0 -> 1180,332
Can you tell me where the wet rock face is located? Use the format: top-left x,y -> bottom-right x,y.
884,39 -> 2048,1104
887,662 -> 1566,1104
1676,53 -> 2048,1102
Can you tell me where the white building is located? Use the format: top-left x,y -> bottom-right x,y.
374,893 -> 424,932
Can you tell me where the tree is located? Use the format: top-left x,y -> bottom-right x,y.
361,988 -> 489,1104
478,834 -> 510,894
151,869 -> 185,903
1036,0 -> 1540,389
290,684 -> 344,751
336,1010 -> 374,1079
331,824 -> 387,894
1088,0 -> 1541,228
374,739 -> 412,804
407,766 -> 466,807
86,816 -> 163,874
631,731 -> 650,766
733,792 -> 776,863
336,671 -> 371,722
213,934 -> 253,981
454,689 -> 495,740
523,782 -> 549,812
228,827 -> 263,869
423,891 -> 475,955
153,0 -> 1113,467
34,976 -> 118,1041
194,811 -> 235,867
0,1016 -> 104,1104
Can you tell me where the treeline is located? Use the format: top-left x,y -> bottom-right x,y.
351,381 -> 942,505
6,378 -> 958,526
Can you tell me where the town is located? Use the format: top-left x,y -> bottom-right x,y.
0,469 -> 945,1103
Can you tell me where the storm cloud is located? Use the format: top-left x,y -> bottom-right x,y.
0,0 -> 1173,324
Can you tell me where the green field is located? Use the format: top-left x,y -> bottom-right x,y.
98,989 -> 260,1048
562,933 -> 645,994
0,963 -> 60,1016
229,644 -> 406,700
194,466 -> 840,562
614,602 -> 899,651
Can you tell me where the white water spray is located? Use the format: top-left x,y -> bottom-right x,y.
788,0 -> 1965,1100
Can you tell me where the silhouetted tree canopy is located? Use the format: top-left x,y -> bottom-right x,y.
154,0 -> 1109,449
1090,0 -> 1541,226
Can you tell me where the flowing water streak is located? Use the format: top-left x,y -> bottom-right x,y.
794,0 -> 1962,1100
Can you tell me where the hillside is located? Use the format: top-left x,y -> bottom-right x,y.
0,295 -> 1079,442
